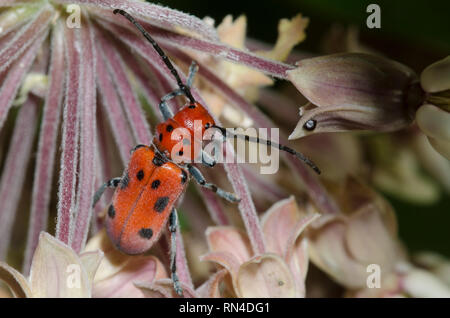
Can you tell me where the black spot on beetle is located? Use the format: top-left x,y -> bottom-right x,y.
159,133 -> 163,142
188,104 -> 196,109
178,150 -> 184,156
137,169 -> 144,181
108,205 -> 115,218
151,179 -> 161,189
166,125 -> 173,132
139,228 -> 153,239
154,196 -> 169,213
181,170 -> 187,184
120,172 -> 129,189
152,153 -> 167,166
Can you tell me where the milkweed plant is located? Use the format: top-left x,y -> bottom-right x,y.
0,0 -> 449,298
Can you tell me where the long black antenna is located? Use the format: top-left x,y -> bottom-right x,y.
113,9 -> 196,103
213,125 -> 321,174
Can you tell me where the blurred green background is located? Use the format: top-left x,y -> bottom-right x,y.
156,0 -> 450,257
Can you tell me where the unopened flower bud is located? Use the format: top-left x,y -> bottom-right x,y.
420,56 -> 450,93
287,53 -> 424,139
415,56 -> 450,159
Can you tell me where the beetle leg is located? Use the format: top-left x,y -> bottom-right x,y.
169,208 -> 183,296
201,150 -> 216,167
92,177 -> 121,207
187,165 -> 240,203
186,61 -> 198,88
159,89 -> 184,121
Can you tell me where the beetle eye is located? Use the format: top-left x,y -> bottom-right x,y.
205,123 -> 211,129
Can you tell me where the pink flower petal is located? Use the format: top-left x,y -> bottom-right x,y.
174,227 -> 194,289
0,9 -> 32,45
222,145 -> 267,255
0,262 -> 31,298
136,278 -> 198,298
260,197 -> 319,296
98,15 -> 293,79
0,28 -> 48,130
285,212 -> 320,263
30,233 -> 93,297
55,25 -> 83,244
57,0 -> 218,40
0,5 -> 53,73
79,250 -> 104,284
95,19 -> 181,94
284,213 -> 320,296
196,269 -> 227,298
116,46 -> 166,119
309,221 -> 368,288
23,21 -> 65,273
236,254 -> 296,298
71,17 -> 98,253
93,255 -> 167,298
139,21 -> 293,79
287,239 -> 308,297
201,251 -> 241,280
345,204 -> 400,271
402,269 -> 450,298
84,229 -> 135,281
206,226 -> 253,264
96,26 -> 152,145
0,97 -> 39,260
260,196 -> 302,255
96,36 -> 134,163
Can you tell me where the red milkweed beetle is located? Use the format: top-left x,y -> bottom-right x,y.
93,9 -> 320,296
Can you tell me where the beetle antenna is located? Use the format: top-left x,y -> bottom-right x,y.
113,9 -> 196,103
212,125 -> 321,174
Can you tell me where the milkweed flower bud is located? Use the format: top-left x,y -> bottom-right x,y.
420,56 -> 450,93
416,104 -> 450,159
286,53 -> 424,139
416,56 -> 450,160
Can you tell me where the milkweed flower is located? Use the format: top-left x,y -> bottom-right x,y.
201,197 -> 320,298
0,0 -> 333,285
416,56 -> 450,160
0,231 -> 172,298
306,177 -> 404,289
0,232 -> 103,298
83,229 -> 176,298
306,177 -> 450,298
1,0 -> 447,300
